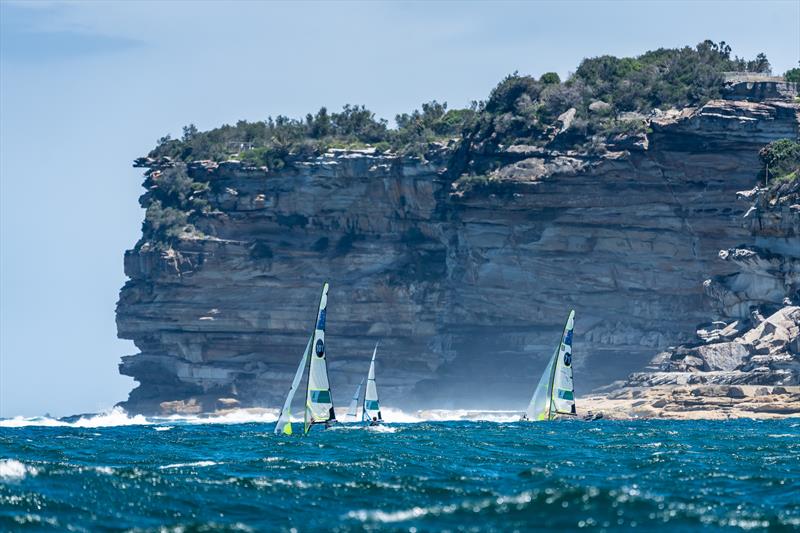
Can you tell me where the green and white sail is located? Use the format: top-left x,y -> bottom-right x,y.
524,310 -> 576,421
363,343 -> 382,423
304,282 -> 336,434
345,378 -> 364,419
274,336 -> 312,435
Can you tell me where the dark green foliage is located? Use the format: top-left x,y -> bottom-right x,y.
572,41 -> 770,114
485,74 -> 541,114
139,166 -> 209,248
785,68 -> 800,83
143,40 -> 773,183
760,139 -> 800,182
143,200 -> 190,245
149,105 -> 393,166
449,40 -> 772,176
539,72 -> 561,85
393,101 -> 476,155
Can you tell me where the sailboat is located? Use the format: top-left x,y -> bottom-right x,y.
363,343 -> 383,424
345,343 -> 383,425
274,283 -> 336,435
345,378 -> 364,419
523,310 -> 576,421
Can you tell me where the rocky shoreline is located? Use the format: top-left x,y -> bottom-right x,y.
592,172 -> 799,418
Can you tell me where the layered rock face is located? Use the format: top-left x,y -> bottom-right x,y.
117,90 -> 799,414
604,172 -> 800,418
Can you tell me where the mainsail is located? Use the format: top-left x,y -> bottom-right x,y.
345,378 -> 364,418
304,282 -> 336,433
551,310 -> 576,416
363,343 -> 382,422
274,336 -> 312,435
524,310 -> 576,421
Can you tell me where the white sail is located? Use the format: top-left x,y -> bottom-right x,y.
524,351 -> 554,421
305,282 -> 335,433
274,336 -> 312,435
523,310 -> 576,421
551,310 -> 576,416
363,343 -> 382,423
345,379 -> 364,418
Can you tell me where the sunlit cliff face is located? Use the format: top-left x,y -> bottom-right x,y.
116,85 -> 799,414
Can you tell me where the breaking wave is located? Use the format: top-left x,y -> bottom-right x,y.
0,460 -> 38,482
0,407 -> 521,428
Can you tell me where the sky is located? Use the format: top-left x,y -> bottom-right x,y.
1,0 -> 798,418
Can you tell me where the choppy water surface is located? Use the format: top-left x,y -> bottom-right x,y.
1,413 -> 799,531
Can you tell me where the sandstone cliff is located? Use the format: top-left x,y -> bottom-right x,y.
596,165 -> 800,418
117,83 -> 799,414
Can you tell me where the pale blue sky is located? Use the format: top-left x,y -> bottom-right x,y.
1,0 -> 798,417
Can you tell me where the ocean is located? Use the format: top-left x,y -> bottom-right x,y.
1,410 -> 798,531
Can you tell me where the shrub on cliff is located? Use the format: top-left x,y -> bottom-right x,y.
760,139 -> 800,183
445,40 -> 773,177
149,105 -> 392,166
143,40 -> 771,176
785,68 -> 800,83
142,200 -> 192,247
139,167 -> 209,248
393,101 -> 477,155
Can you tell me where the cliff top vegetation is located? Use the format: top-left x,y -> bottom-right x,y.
761,139 -> 800,183
146,40 -> 778,169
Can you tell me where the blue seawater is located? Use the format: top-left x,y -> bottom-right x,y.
1,416 -> 799,531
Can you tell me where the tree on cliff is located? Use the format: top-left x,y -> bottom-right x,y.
145,40 -> 772,169
760,139 -> 800,183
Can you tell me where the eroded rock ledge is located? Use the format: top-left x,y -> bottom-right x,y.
598,178 -> 800,418
117,92 -> 799,414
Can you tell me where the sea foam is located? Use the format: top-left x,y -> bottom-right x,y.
0,406 -> 523,428
0,459 -> 38,481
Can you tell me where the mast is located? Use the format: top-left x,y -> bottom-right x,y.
303,282 -> 334,434
546,338 -> 560,421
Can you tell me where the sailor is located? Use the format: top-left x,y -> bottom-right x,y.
369,416 -> 380,426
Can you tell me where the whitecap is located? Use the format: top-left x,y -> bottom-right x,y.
154,426 -> 174,431
0,459 -> 38,481
0,407 -> 150,428
159,461 -> 218,470
164,409 -> 279,425
366,425 -> 397,433
346,491 -> 536,523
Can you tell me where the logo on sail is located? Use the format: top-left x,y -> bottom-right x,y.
315,339 -> 325,357
317,309 -> 327,330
